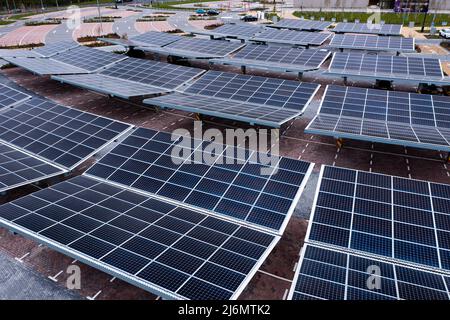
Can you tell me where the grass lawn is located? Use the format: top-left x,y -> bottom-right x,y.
152,0 -> 224,10
293,11 -> 450,28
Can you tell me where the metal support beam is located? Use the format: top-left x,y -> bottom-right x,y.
241,65 -> 247,74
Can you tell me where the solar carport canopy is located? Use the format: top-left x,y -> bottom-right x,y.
0,127 -> 314,299
0,98 -> 132,169
327,52 -> 447,84
332,22 -> 402,35
144,70 -> 320,127
251,29 -> 331,46
0,83 -> 31,109
288,165 -> 450,300
270,19 -> 332,31
99,31 -> 182,48
211,45 -> 331,73
4,46 -> 127,75
140,37 -> 245,59
328,34 -> 415,52
306,85 -> 450,152
192,23 -> 264,39
52,58 -> 205,99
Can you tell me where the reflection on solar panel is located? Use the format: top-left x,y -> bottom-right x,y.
305,85 -> 450,152
0,41 -> 78,58
100,31 -> 182,48
52,59 -> 205,99
251,29 -> 331,46
141,38 -> 245,58
289,244 -> 450,300
332,22 -> 402,35
329,34 -> 415,52
86,127 -> 313,234
0,175 -> 279,299
52,46 -> 127,72
144,70 -> 320,127
0,83 -> 31,109
270,19 -> 332,31
306,165 -> 450,273
193,24 -> 264,39
0,142 -> 65,193
3,57 -> 88,76
211,45 -> 330,73
0,98 -> 132,169
327,52 -> 446,84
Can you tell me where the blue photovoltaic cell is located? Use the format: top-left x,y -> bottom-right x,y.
289,244 -> 450,300
332,22 -> 402,36
0,175 -> 278,300
270,19 -> 332,31
86,127 -> 313,234
307,165 -> 450,273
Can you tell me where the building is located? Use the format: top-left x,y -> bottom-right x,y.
292,0 -> 450,10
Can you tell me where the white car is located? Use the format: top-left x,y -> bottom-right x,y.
439,28 -> 450,39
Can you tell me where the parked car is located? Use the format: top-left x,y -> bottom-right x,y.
207,9 -> 220,16
196,9 -> 206,15
241,15 -> 257,22
439,28 -> 450,39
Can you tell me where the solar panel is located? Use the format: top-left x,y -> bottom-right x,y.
141,38 -> 245,59
0,142 -> 65,193
144,70 -> 320,127
85,127 -> 314,234
306,165 -> 450,273
0,175 -> 279,300
332,22 -> 403,36
328,34 -> 415,52
211,45 -> 331,73
0,83 -> 31,109
100,31 -> 182,48
0,41 -> 78,58
33,41 -> 79,57
251,29 -> 331,46
3,57 -> 88,76
289,244 -> 450,300
270,19 -> 332,31
193,24 -> 264,39
305,85 -> 450,152
52,59 -> 205,99
327,52 -> 446,84
0,98 -> 132,169
52,46 -> 127,72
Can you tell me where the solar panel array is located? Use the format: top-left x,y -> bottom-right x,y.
329,34 -> 415,52
332,22 -> 403,35
0,175 -> 278,300
212,45 -> 330,72
86,127 -> 313,234
308,166 -> 450,272
0,83 -> 31,109
271,19 -> 332,31
289,165 -> 450,300
52,46 -> 127,72
144,70 -> 320,127
328,52 -> 445,82
144,38 -> 245,58
0,98 -> 132,169
100,32 -> 182,48
251,29 -> 331,46
290,244 -> 450,300
196,24 -> 264,39
305,85 -> 450,152
0,142 -> 65,193
3,57 -> 88,76
52,59 -> 205,99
